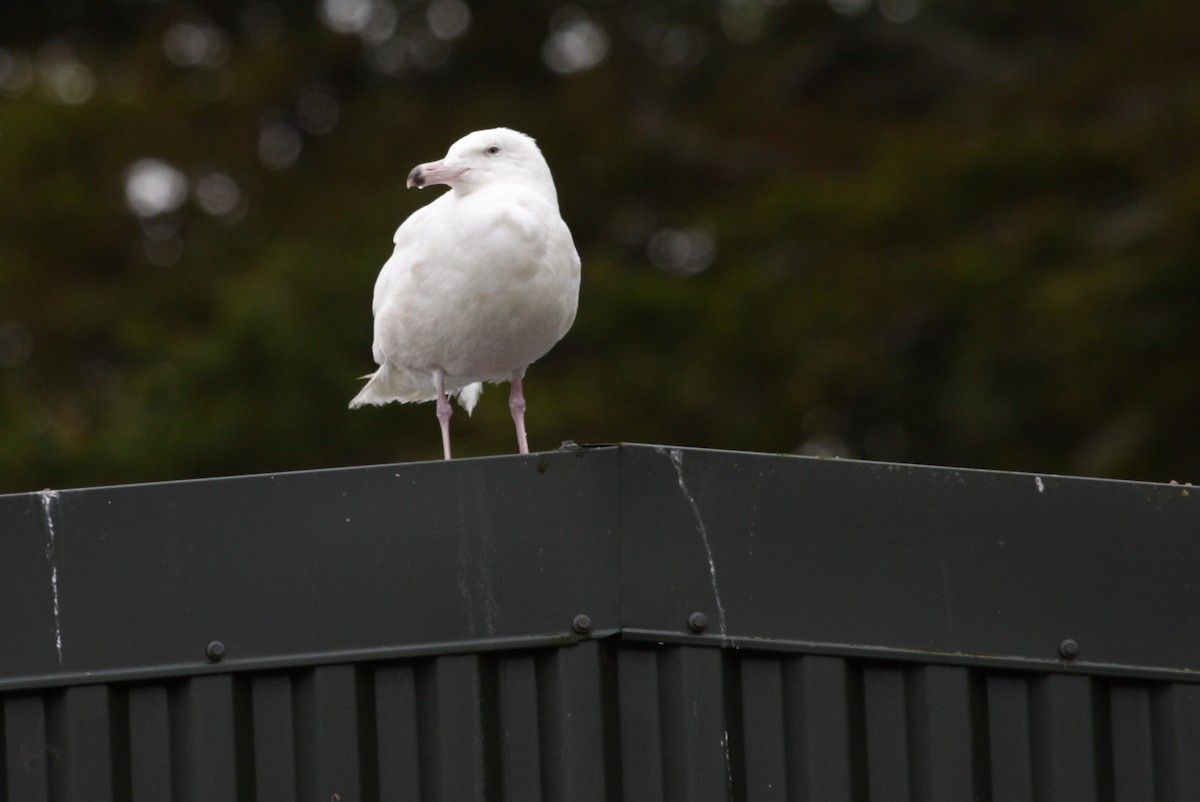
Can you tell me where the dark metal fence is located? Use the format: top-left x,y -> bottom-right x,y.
3,444 -> 1198,800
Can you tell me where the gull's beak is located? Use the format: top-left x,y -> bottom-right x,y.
407,160 -> 468,189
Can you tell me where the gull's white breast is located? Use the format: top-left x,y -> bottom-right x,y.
372,182 -> 580,385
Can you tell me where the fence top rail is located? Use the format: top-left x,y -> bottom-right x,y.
1,444 -> 1195,691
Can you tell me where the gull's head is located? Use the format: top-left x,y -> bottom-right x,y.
406,128 -> 555,196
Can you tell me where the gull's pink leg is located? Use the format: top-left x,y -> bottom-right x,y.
434,368 -> 452,460
509,369 -> 529,455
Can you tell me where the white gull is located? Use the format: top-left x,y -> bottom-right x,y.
349,128 -> 581,459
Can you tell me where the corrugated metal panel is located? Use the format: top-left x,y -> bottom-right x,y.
6,643 -> 1200,800
4,444 -> 1200,800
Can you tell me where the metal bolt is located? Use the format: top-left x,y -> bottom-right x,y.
572,614 -> 592,635
205,640 -> 226,662
688,612 -> 709,633
1059,639 -> 1079,661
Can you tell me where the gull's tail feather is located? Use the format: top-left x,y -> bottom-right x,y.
349,363 -> 483,414
348,367 -> 404,409
456,381 -> 482,414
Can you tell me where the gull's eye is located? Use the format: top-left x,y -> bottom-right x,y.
485,146 -> 500,155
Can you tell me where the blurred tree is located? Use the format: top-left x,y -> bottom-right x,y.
1,0 -> 1199,493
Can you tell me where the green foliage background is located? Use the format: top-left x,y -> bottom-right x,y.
2,0 -> 1199,493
